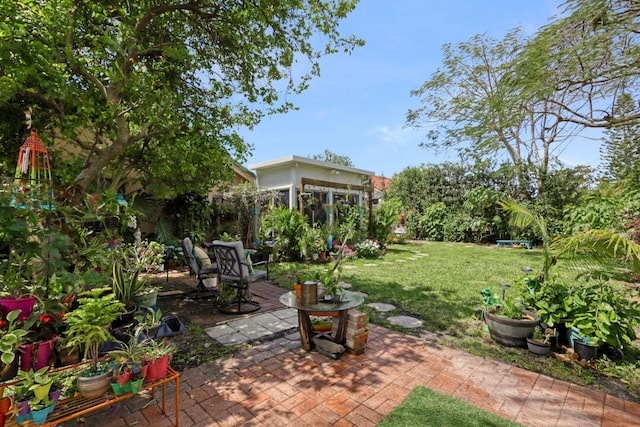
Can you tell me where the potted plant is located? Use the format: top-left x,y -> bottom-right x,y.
573,335 -> 599,361
526,326 -> 552,356
117,241 -> 163,310
0,309 -> 30,381
565,275 -> 640,351
482,288 -> 539,348
300,225 -> 327,260
63,288 -> 124,398
28,395 -> 56,425
135,307 -> 163,339
140,337 -> 176,383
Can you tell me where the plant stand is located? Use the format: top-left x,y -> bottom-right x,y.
4,366 -> 180,427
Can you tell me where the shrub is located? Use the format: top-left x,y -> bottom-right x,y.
354,239 -> 382,259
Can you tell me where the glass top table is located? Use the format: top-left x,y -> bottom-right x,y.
279,290 -> 365,354
279,290 -> 364,313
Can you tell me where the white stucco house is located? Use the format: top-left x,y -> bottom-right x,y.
247,155 -> 374,226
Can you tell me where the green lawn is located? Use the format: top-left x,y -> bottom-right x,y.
378,386 -> 524,427
269,241 -> 640,401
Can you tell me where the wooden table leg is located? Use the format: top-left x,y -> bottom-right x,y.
333,310 -> 348,344
298,310 -> 313,351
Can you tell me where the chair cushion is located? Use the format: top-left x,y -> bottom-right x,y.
194,246 -> 212,268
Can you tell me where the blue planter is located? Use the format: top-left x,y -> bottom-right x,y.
30,404 -> 55,425
567,326 -> 582,349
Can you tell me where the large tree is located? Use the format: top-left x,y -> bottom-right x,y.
600,93 -> 640,182
406,29 -> 582,201
0,1 -> 362,199
521,0 -> 640,130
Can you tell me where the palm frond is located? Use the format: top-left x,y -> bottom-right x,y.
557,229 -> 640,274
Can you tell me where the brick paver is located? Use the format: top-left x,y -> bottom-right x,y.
68,322 -> 640,426
61,275 -> 640,426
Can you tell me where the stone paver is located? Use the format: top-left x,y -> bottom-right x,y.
367,302 -> 396,312
387,315 -> 423,328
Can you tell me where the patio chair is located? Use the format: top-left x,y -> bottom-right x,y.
210,240 -> 269,314
181,237 -> 219,299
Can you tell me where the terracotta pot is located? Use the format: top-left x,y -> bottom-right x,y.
0,397 -> 12,414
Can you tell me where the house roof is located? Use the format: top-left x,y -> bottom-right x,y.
247,155 -> 374,176
371,176 -> 391,191
232,161 -> 255,182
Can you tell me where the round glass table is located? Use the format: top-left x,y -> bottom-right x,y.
279,290 -> 364,351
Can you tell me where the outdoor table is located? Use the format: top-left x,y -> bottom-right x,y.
279,290 -> 364,351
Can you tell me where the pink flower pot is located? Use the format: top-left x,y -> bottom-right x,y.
20,336 -> 57,372
0,296 -> 36,320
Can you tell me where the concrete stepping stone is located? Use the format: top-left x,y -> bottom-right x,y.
367,302 -> 396,312
388,315 -> 423,329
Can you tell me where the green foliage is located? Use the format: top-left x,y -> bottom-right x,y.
64,288 -> 125,374
601,93 -> 640,183
261,206 -> 308,261
0,310 -> 30,371
299,224 -> 327,258
160,192 -> 214,244
566,276 -> 640,349
525,0 -> 640,131
334,201 -> 366,245
111,261 -> 144,308
371,199 -> 401,247
0,1 -> 362,195
517,276 -> 570,328
309,150 -> 353,167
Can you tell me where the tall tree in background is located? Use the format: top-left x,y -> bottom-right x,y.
406,29 -> 582,202
522,0 -> 640,130
0,1 -> 362,199
310,149 -> 354,167
600,93 -> 640,183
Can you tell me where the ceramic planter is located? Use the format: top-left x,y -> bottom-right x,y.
77,369 -> 112,399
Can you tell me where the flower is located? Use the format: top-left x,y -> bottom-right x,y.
354,239 -> 382,259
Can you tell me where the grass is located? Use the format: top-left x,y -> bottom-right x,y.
378,386 -> 524,427
269,241 -> 640,401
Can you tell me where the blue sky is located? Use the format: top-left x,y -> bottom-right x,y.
241,0 -> 602,177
